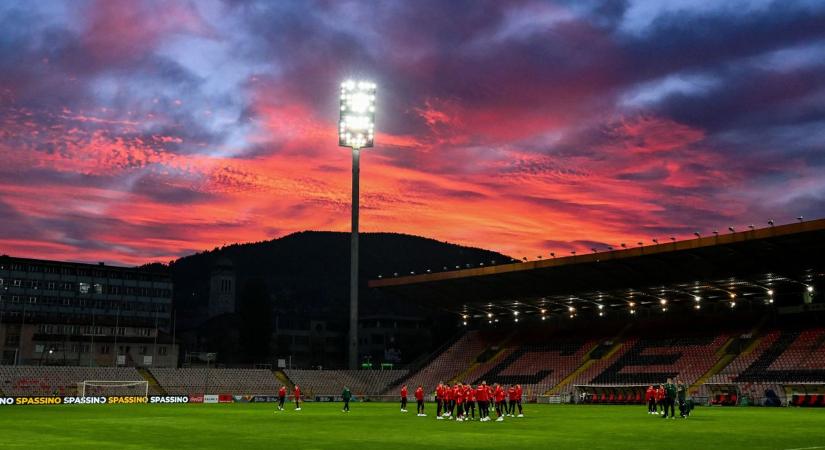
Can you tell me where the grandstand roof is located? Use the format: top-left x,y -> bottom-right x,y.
369,219 -> 825,319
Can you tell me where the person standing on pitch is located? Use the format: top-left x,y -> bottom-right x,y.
677,380 -> 687,418
277,385 -> 287,411
645,385 -> 655,414
436,382 -> 445,419
505,385 -> 516,417
415,385 -> 426,416
514,384 -> 524,417
444,383 -> 454,419
464,384 -> 475,420
454,383 -> 465,422
294,384 -> 302,411
476,381 -> 490,421
662,378 -> 676,419
400,384 -> 408,413
494,383 -> 506,422
342,386 -> 352,413
655,384 -> 664,414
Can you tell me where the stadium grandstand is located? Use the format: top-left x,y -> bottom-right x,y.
371,219 -> 825,406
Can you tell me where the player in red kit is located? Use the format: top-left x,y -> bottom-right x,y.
645,385 -> 655,414
436,382 -> 445,420
441,383 -> 450,418
445,383 -> 455,419
400,384 -> 408,413
293,384 -> 302,411
514,384 -> 524,417
415,385 -> 426,416
476,382 -> 490,421
655,384 -> 665,415
464,384 -> 475,420
494,383 -> 506,422
277,385 -> 287,411
454,383 -> 465,421
507,385 -> 516,417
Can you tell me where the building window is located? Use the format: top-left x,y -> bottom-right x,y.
139,346 -> 147,355
78,282 -> 90,294
100,345 -> 110,354
28,296 -> 37,304
13,279 -> 21,287
46,282 -> 56,290
93,283 -> 103,294
220,279 -> 232,294
158,346 -> 167,356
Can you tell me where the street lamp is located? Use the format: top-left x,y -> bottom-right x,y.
339,79 -> 376,369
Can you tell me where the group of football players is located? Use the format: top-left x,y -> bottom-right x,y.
425,381 -> 523,422
644,378 -> 691,419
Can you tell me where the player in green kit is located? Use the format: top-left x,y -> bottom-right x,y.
677,380 -> 687,418
342,386 -> 352,413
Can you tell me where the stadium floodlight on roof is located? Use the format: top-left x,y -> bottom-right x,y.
339,80 -> 376,150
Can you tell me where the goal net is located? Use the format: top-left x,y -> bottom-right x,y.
77,380 -> 149,397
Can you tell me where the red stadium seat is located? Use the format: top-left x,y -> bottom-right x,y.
807,394 -> 819,406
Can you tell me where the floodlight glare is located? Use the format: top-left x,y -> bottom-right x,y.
339,80 -> 376,149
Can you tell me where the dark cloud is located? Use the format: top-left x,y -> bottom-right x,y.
0,0 -> 823,264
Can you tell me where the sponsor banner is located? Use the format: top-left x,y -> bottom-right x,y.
232,395 -> 254,403
218,394 -> 233,403
204,395 -> 219,404
252,395 -> 277,403
189,394 -> 204,404
105,396 -> 148,404
149,396 -> 189,404
0,396 -> 147,406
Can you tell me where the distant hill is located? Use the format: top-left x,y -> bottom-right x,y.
169,231 -> 509,314
163,231 -> 510,366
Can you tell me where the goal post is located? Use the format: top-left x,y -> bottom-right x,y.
77,380 -> 149,397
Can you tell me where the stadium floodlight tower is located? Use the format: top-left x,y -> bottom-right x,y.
339,79 -> 376,369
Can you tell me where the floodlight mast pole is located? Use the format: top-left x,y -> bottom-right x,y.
349,145 -> 360,370
340,79 -> 375,370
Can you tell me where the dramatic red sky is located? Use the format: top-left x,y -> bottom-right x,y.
1,0 -> 824,265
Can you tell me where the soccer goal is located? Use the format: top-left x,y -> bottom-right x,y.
77,380 -> 149,397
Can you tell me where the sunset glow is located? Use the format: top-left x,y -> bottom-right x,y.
1,0 -> 824,265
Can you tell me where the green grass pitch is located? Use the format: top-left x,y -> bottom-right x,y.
1,403 -> 824,449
